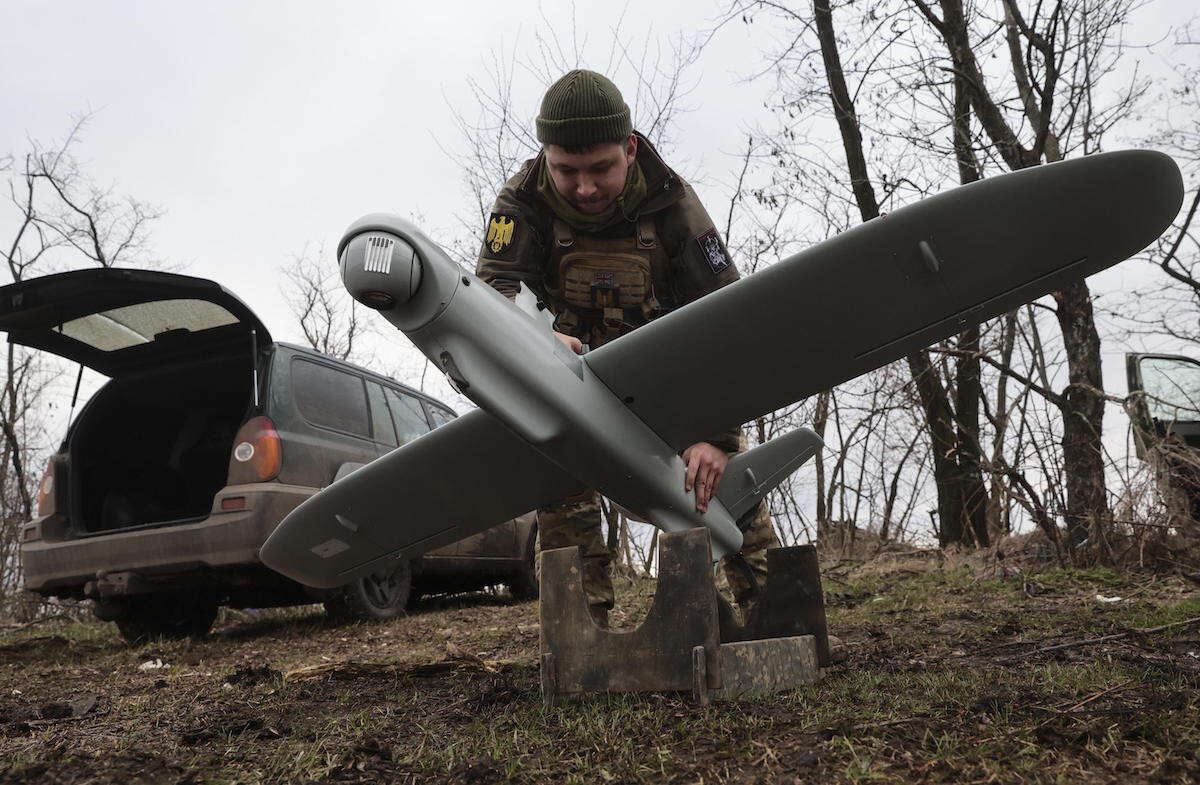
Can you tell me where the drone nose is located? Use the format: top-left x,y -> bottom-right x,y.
338,230 -> 422,310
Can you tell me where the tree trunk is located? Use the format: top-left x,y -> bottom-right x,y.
948,72 -> 990,547
1053,281 -> 1110,544
815,0 -> 976,546
986,310 -> 1019,538
953,324 -> 990,546
908,352 -> 965,545
928,0 -> 1112,550
812,390 -> 830,535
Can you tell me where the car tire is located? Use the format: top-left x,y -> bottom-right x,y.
325,561 -> 412,622
113,593 -> 219,645
506,531 -> 539,602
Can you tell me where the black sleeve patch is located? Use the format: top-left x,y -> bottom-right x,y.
695,228 -> 730,273
484,213 -> 518,255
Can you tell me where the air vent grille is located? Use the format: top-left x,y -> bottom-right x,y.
363,236 -> 394,274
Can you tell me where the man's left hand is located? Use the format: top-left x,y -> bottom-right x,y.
682,442 -> 729,513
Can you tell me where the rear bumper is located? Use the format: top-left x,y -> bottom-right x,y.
22,484 -> 315,595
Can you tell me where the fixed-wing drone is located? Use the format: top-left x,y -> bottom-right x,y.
261,150 -> 1183,589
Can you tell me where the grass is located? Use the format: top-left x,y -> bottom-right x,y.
1,560 -> 1198,784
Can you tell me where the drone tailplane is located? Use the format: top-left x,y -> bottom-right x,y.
716,428 -> 823,524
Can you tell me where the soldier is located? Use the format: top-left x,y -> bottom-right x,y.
476,69 -> 780,626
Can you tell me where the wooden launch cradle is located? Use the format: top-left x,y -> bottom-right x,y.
538,527 -> 831,705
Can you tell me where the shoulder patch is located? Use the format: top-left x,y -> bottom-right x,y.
695,228 -> 730,273
485,213 -> 517,255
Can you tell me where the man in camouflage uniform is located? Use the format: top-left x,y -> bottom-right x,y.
475,69 -> 779,625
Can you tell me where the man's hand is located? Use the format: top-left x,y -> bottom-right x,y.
553,331 -> 584,355
682,442 -> 729,513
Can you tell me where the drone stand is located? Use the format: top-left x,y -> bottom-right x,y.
538,527 -> 826,706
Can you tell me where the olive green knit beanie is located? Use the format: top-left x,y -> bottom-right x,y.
536,70 -> 632,147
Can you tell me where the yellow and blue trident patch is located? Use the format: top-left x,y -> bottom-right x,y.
486,213 -> 515,254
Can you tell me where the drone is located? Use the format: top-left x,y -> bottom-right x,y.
261,150 -> 1182,590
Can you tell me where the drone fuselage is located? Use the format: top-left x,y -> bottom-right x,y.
338,218 -> 746,559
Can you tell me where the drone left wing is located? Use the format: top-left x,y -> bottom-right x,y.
585,150 -> 1183,451
259,409 -> 585,588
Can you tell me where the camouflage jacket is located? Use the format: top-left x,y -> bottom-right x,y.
475,133 -> 743,453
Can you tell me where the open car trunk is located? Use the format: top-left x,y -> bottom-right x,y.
71,356 -> 254,534
0,268 -> 273,535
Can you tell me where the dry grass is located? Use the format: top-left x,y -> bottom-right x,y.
1,554 -> 1198,784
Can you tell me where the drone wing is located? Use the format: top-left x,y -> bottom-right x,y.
585,150 -> 1183,451
259,409 -> 584,588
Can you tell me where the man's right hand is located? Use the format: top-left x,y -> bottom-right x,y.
554,331 -> 585,355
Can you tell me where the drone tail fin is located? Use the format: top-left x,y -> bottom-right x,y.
716,427 -> 823,526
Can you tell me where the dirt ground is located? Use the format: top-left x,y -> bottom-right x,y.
2,554 -> 1199,785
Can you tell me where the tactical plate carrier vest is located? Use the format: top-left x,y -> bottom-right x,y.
546,216 -> 674,348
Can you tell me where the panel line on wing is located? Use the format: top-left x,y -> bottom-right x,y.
336,523 -> 458,577
854,255 -> 1088,363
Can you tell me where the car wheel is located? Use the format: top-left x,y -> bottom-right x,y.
114,593 -> 219,646
506,532 -> 539,602
326,561 -> 412,622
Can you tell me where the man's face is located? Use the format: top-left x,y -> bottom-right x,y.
544,135 -> 637,215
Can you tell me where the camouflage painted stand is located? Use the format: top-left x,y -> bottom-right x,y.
716,544 -> 832,666
538,528 -> 826,706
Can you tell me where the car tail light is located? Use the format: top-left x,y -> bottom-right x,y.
227,416 -> 281,483
36,462 -> 55,517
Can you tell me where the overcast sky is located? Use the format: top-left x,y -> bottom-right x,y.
2,0 -> 795,409
1,1 -> 772,327
3,0 -> 1198,464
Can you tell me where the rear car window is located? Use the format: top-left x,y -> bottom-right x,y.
291,359 -> 370,437
60,299 -> 239,351
366,382 -> 398,447
428,405 -> 456,428
385,388 -> 430,444
1139,356 -> 1200,422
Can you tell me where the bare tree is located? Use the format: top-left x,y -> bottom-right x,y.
909,0 -> 1149,546
723,0 -> 1164,558
1110,22 -> 1200,542
280,244 -> 368,363
806,0 -> 990,547
1125,18 -> 1200,344
0,114 -> 161,615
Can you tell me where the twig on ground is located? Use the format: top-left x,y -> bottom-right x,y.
1120,579 -> 1160,600
853,716 -> 928,730
1156,556 -> 1200,572
1023,577 -> 1049,597
968,637 -> 1056,656
1058,679 -> 1135,713
890,549 -> 944,559
284,656 -> 516,683
1,613 -> 69,632
1028,680 -> 1137,730
999,616 -> 1200,661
